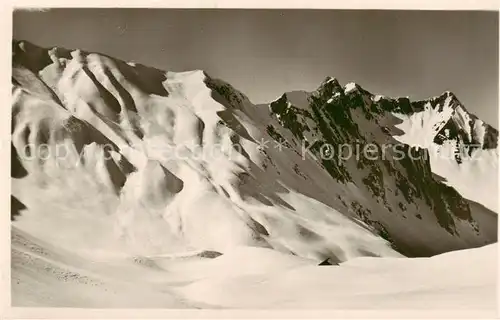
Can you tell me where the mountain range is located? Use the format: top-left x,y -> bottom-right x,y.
10,40 -> 498,309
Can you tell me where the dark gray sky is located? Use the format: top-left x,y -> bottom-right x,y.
13,9 -> 498,126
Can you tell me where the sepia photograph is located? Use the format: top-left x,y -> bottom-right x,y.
6,4 -> 499,316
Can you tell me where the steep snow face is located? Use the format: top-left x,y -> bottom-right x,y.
392,93 -> 458,148
390,92 -> 499,212
429,145 -> 498,212
11,40 -> 399,262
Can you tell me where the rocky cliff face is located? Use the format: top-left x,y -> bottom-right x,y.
264,77 -> 497,256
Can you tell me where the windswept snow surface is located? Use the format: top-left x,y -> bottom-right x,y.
11,41 -> 400,261
12,225 -> 497,310
177,243 -> 497,309
10,41 -> 498,310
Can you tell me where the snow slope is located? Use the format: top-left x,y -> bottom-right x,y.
10,40 -> 498,310
12,40 -> 400,261
177,242 -> 497,309
12,226 -> 497,310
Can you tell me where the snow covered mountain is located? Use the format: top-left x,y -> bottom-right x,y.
10,40 -> 498,309
262,77 -> 498,256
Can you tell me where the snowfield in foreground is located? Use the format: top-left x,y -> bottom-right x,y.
12,226 -> 497,310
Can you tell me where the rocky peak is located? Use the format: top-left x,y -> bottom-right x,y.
314,76 -> 343,99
